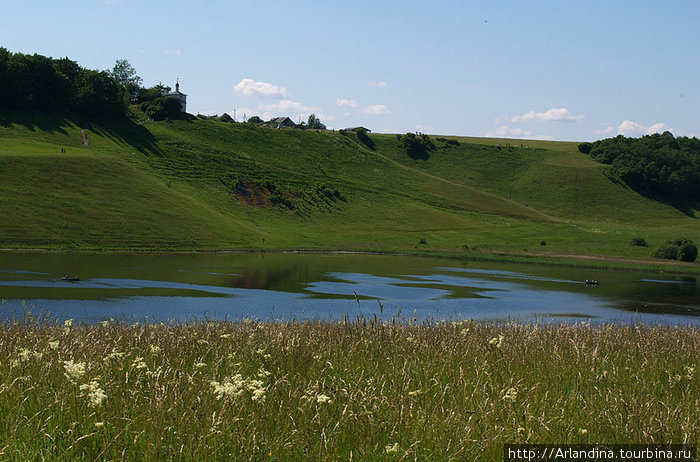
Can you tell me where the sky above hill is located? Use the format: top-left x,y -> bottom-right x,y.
2,0 -> 698,140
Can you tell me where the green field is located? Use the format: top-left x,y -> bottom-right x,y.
1,112 -> 698,263
1,318 -> 697,460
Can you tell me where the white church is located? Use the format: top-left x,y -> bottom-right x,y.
164,80 -> 187,113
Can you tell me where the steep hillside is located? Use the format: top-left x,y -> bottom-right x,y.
1,113 -> 698,259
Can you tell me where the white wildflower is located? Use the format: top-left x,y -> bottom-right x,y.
48,340 -> 60,350
104,351 -> 125,362
211,374 -> 266,402
489,335 -> 504,349
149,345 -> 161,354
100,320 -> 109,327
211,375 -> 245,400
385,443 -> 399,454
502,387 -> 518,402
131,357 -> 148,370
316,394 -> 332,404
80,380 -> 107,407
578,428 -> 588,435
63,360 -> 86,384
18,348 -> 32,362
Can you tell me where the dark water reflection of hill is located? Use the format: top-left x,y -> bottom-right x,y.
0,252 -> 698,325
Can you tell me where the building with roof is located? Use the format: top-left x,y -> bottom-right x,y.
164,80 -> 187,113
269,117 -> 297,129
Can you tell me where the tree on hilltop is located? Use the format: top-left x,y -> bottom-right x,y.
110,59 -> 142,102
307,114 -> 326,130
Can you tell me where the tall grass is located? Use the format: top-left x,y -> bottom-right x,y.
0,317 -> 698,460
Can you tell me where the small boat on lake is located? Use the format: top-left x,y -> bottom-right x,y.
585,279 -> 599,286
62,275 -> 80,282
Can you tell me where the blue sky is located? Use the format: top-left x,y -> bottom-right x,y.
2,0 -> 698,140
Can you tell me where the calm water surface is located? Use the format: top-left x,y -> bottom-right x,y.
0,252 -> 698,325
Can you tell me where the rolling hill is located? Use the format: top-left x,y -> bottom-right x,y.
1,112 -> 698,261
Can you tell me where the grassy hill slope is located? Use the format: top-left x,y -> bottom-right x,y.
1,112 -> 698,260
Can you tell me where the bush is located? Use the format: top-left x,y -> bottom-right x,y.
631,237 -> 648,247
651,244 -> 679,260
397,133 -> 435,160
355,127 -> 374,149
678,242 -> 698,262
144,97 -> 182,121
577,142 -> 592,154
419,238 -> 427,245
540,240 -> 547,246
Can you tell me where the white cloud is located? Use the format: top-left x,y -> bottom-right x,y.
336,98 -> 358,108
361,104 -> 391,116
511,107 -> 585,123
261,99 -> 320,114
368,81 -> 388,88
616,120 -> 673,137
234,78 -> 288,99
594,126 -> 616,136
259,99 -> 327,123
165,49 -> 182,56
485,126 -> 553,140
414,124 -> 433,133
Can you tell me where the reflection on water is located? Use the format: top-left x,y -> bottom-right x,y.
0,252 -> 698,325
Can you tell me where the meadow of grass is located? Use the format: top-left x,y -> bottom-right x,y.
1,112 -> 698,262
1,316 -> 697,460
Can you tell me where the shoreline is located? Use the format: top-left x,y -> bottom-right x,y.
1,246 -> 698,274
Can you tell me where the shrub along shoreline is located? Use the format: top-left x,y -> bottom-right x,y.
1,318 -> 697,460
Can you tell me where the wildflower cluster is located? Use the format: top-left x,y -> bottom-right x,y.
211,374 -> 267,402
489,335 -> 504,349
63,360 -> 86,384
80,380 -> 108,407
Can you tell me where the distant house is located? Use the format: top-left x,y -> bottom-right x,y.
164,80 -> 187,113
343,126 -> 371,133
269,117 -> 297,129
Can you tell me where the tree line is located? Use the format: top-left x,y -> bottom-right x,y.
579,132 -> 700,200
0,48 -> 180,120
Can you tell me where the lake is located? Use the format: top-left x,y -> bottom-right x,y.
0,252 -> 698,325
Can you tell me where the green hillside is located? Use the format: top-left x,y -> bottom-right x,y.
1,112 -> 698,261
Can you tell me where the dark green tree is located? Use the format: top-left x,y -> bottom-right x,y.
397,132 -> 435,160
74,69 -> 126,117
307,114 -> 326,130
110,59 -> 142,87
